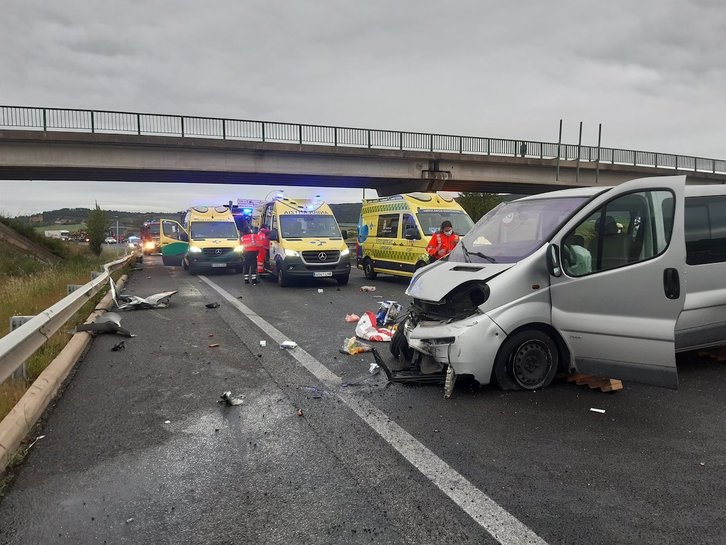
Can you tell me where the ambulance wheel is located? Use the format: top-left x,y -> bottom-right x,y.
182,257 -> 189,271
277,267 -> 290,287
415,260 -> 427,271
363,258 -> 377,280
337,275 -> 349,286
493,330 -> 558,391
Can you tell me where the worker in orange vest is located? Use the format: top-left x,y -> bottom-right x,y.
426,220 -> 459,262
241,226 -> 259,284
256,225 -> 270,275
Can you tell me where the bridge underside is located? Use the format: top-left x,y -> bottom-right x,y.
2,130 -> 724,196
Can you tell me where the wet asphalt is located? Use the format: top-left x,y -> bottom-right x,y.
0,255 -> 724,545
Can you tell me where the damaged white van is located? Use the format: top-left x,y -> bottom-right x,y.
402,175 -> 726,395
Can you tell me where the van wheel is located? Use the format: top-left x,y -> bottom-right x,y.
188,264 -> 199,275
182,257 -> 189,271
337,275 -> 349,286
363,258 -> 377,280
390,322 -> 414,363
277,267 -> 289,287
494,330 -> 558,391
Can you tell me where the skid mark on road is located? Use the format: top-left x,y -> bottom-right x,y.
201,276 -> 548,545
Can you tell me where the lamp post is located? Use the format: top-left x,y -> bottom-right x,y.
115,217 -> 119,257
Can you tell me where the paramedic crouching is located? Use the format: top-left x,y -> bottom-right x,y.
426,220 -> 460,262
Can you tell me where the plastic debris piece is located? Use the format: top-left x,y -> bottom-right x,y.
360,286 -> 377,292
340,336 -> 373,355
297,408 -> 304,417
345,313 -> 361,323
280,341 -> 297,349
590,408 -> 606,414
205,302 -> 220,309
259,340 -> 267,347
355,312 -> 394,342
126,518 -> 134,524
369,363 -> 381,375
109,277 -> 177,310
208,343 -> 220,348
76,312 -> 133,338
208,334 -> 214,337
317,288 -> 324,293
164,420 -> 171,424
218,391 -> 244,406
375,300 -> 402,326
111,341 -> 126,351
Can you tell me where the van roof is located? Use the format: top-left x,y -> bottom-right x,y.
685,184 -> 726,197
514,186 -> 609,202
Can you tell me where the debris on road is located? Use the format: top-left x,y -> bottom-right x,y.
208,343 -> 220,348
126,518 -> 134,524
360,286 -> 376,292
566,373 -> 623,392
297,408 -> 304,417
375,301 -> 402,326
317,288 -> 324,293
75,312 -> 134,337
369,363 -> 380,375
340,336 -> 372,355
590,408 -> 606,414
205,302 -> 220,309
280,341 -> 298,349
109,278 -> 177,310
355,312 -> 394,341
111,341 -> 126,351
218,391 -> 244,406
304,386 -> 324,399
259,340 -> 267,347
164,420 -> 171,424
372,348 -> 446,386
344,313 -> 360,323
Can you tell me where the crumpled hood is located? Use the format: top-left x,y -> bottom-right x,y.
405,261 -> 513,302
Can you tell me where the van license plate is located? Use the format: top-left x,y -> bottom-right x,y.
313,271 -> 333,277
212,263 -> 227,268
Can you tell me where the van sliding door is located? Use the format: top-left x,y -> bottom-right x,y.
550,176 -> 686,388
160,219 -> 188,266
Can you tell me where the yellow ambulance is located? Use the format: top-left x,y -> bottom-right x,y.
258,196 -> 351,287
159,205 -> 244,274
356,193 -> 473,279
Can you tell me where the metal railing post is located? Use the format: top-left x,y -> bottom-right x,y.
399,132 -> 403,151
694,157 -> 697,172
486,137 -> 490,156
576,121 -> 582,184
42,108 -> 47,131
222,119 -> 226,140
334,127 -> 338,147
299,124 -> 302,145
595,123 -> 602,184
180,116 -> 185,137
430,134 -> 433,152
261,122 -> 266,142
367,129 -> 371,149
459,136 -> 463,154
90,111 -> 95,133
556,119 -> 562,181
675,155 -> 679,170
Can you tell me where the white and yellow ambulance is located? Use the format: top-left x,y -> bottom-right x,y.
258,196 -> 351,286
356,193 -> 473,279
160,206 -> 244,274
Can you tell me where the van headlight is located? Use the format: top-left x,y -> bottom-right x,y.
285,249 -> 300,257
340,248 -> 350,256
188,246 -> 202,254
233,245 -> 245,253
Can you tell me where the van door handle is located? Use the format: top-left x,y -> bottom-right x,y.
663,268 -> 680,300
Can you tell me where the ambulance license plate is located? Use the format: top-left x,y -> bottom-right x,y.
313,271 -> 333,277
212,263 -> 227,268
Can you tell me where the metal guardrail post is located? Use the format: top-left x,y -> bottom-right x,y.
180,116 -> 185,137
136,113 -> 141,135
367,129 -> 371,149
42,108 -> 47,131
261,122 -> 266,142
334,127 -> 337,147
430,134 -> 433,153
675,156 -> 679,170
399,132 -> 403,151
222,119 -> 226,140
90,111 -> 95,133
299,125 -> 302,145
459,136 -> 463,154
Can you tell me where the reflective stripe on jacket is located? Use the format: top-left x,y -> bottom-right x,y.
426,231 -> 459,257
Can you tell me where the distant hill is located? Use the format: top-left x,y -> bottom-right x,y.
13,208 -> 183,232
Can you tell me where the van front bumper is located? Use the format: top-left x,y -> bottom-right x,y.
405,313 -> 506,386
280,256 -> 351,279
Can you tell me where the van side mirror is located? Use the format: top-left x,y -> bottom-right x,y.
547,244 -> 562,277
268,229 -> 279,242
404,227 -> 420,240
341,229 -> 348,240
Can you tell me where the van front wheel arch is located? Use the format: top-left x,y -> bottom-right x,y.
493,330 -> 558,391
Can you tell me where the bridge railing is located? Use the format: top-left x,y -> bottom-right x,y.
1,105 -> 724,175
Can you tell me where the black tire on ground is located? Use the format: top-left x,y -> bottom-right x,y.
277,267 -> 289,287
390,322 -> 414,362
363,257 -> 377,280
493,329 -> 558,391
337,274 -> 350,286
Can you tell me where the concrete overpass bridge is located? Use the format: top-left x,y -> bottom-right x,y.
1,105 -> 725,195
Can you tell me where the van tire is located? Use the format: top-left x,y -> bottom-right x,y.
390,323 -> 414,363
277,267 -> 289,287
494,330 -> 558,391
188,263 -> 199,275
182,257 -> 189,271
363,258 -> 377,280
337,275 -> 349,286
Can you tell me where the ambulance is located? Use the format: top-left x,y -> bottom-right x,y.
159,206 -> 244,274
258,196 -> 351,286
357,193 -> 474,279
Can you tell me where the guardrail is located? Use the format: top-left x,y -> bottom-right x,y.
2,105 -> 725,175
0,254 -> 132,385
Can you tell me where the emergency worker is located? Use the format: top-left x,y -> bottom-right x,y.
256,224 -> 270,275
241,226 -> 259,284
426,220 -> 459,262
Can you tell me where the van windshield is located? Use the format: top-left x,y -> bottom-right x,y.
416,210 -> 474,236
280,214 -> 341,238
453,197 -> 588,263
190,222 -> 238,240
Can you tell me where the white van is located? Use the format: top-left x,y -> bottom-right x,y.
402,175 -> 726,394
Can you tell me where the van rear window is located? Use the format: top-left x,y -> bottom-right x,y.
685,196 -> 726,265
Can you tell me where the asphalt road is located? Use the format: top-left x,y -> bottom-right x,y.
0,255 -> 724,545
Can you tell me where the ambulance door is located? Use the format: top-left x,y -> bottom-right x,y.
375,213 -> 401,272
160,219 -> 188,266
401,213 -> 423,273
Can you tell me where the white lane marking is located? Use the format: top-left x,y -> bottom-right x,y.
201,276 -> 548,545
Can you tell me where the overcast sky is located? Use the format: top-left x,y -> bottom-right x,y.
1,0 -> 724,217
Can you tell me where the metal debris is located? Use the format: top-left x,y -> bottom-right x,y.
75,312 -> 134,337
109,277 -> 178,310
111,341 -> 126,351
205,302 -> 220,309
218,391 -> 244,406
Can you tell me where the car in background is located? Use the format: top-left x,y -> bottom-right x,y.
104,237 -> 117,244
127,235 -> 141,248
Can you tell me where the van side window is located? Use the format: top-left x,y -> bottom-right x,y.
563,190 -> 674,276
685,196 -> 726,265
162,220 -> 181,240
377,214 -> 400,238
402,214 -> 419,239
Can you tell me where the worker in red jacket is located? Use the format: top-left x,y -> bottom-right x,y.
241,226 -> 259,284
256,225 -> 270,274
426,220 -> 460,262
